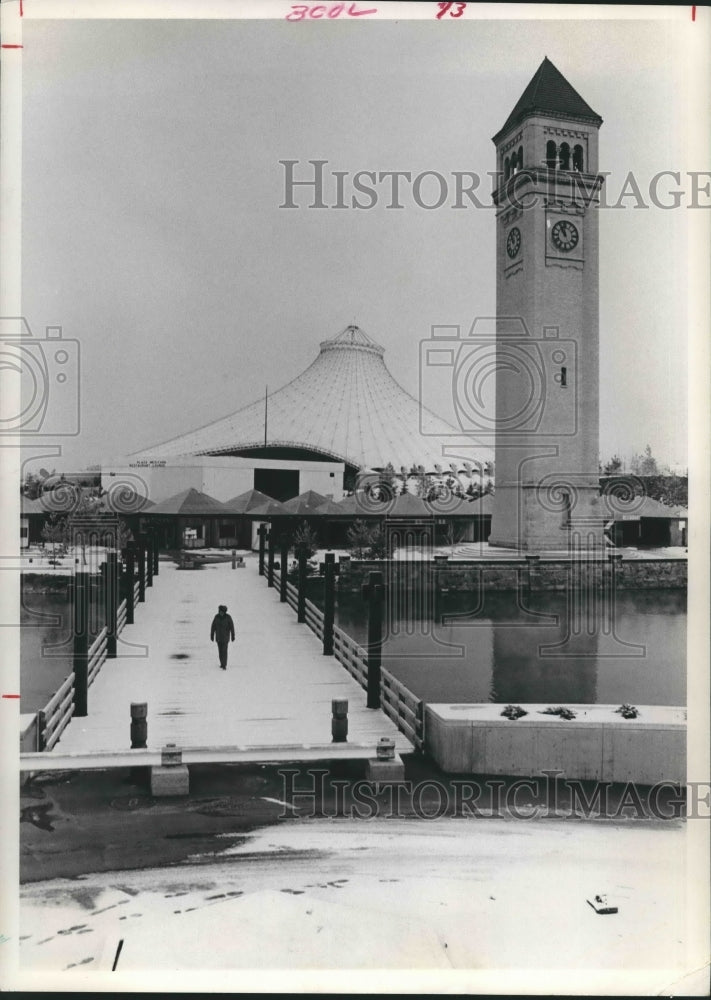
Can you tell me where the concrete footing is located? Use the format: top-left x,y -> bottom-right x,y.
365,756 -> 406,785
150,764 -> 189,796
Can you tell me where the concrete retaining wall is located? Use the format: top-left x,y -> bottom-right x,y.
337,558 -> 686,593
425,703 -> 686,784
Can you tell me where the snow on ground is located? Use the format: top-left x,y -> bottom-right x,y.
16,814 -> 697,993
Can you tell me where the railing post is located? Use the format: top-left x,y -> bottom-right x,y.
280,539 -> 289,602
37,709 -> 47,752
525,553 -> 540,593
258,523 -> 268,577
137,540 -> 146,602
104,551 -> 118,658
267,526 -> 276,588
152,531 -> 159,576
145,532 -> 154,588
362,570 -> 384,709
297,551 -> 307,623
72,570 -> 89,717
130,701 -> 147,748
331,698 -> 348,743
322,553 -> 336,655
124,544 -> 135,624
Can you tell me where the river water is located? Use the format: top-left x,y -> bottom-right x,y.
20,583 -> 103,714
325,588 -> 686,707
21,583 -> 686,714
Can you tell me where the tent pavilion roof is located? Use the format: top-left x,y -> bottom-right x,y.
246,497 -> 291,519
328,490 -> 494,519
313,497 -> 346,516
443,493 -> 494,517
144,487 -> 229,517
601,494 -> 688,521
283,490 -> 329,515
131,325 -> 493,472
221,488 -> 280,514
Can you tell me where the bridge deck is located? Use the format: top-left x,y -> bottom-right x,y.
51,558 -> 410,760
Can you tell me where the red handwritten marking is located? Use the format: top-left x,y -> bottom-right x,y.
692,5 -> 696,20
286,2 -> 376,20
436,1 -> 466,18
20,0 -> 23,16
1,44 -> 23,48
2,694 -> 21,699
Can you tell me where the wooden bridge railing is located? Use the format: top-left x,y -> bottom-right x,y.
33,541 -> 158,753
38,672 -> 75,752
380,670 -> 425,751
269,558 -> 424,751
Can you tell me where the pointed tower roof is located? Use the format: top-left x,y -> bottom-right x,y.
493,57 -> 602,143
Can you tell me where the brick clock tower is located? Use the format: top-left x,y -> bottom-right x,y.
488,58 -> 605,552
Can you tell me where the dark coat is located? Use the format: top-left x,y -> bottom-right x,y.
211,613 -> 235,642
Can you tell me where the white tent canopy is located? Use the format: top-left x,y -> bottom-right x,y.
132,325 -> 492,473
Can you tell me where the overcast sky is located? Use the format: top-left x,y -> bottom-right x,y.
20,12 -> 695,473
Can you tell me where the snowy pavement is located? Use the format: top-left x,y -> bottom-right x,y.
53,558 -> 410,757
14,814 -> 704,994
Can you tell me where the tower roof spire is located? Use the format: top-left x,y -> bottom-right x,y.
493,56 -> 602,143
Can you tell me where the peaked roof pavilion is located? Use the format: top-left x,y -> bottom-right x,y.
283,490 -> 329,515
144,487 -> 229,517
222,488 -> 281,514
493,56 -> 603,143
132,325 -> 491,473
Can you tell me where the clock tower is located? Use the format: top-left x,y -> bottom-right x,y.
488,57 -> 605,551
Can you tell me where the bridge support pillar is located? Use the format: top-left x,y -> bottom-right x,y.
365,754 -> 405,787
151,743 -> 189,796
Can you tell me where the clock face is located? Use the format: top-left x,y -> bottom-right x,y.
551,220 -> 579,253
506,226 -> 521,259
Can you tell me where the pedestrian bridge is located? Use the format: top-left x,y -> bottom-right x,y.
21,556 -> 413,768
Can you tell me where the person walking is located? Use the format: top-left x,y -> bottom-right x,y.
210,604 -> 235,670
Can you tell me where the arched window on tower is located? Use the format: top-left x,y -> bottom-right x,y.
516,146 -> 523,172
573,144 -> 584,171
546,140 -> 557,169
504,156 -> 510,181
558,142 -> 571,171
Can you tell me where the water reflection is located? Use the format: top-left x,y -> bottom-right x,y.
330,587 -> 686,707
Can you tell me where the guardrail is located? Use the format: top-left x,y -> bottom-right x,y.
380,669 -> 425,750
268,565 -> 424,751
116,597 -> 128,633
33,545 -> 157,752
87,626 -> 108,686
38,672 -> 75,752
332,624 -> 368,689
304,598 -> 325,640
